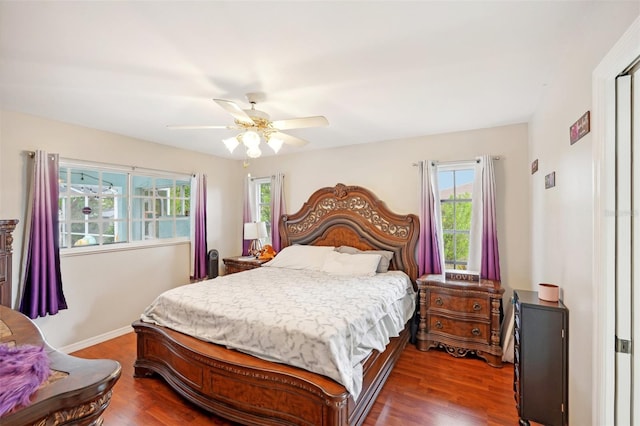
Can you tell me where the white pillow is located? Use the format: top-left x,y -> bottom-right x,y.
262,244 -> 335,270
321,250 -> 381,276
335,246 -> 394,273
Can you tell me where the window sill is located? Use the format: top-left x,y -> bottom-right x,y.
60,238 -> 190,257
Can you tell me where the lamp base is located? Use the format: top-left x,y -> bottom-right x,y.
249,239 -> 263,258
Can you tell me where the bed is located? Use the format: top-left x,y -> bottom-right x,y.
132,183 -> 419,426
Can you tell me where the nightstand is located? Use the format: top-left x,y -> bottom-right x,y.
416,274 -> 504,367
222,256 -> 269,275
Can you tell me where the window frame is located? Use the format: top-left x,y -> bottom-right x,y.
437,165 -> 475,271
58,159 -> 192,256
250,176 -> 272,244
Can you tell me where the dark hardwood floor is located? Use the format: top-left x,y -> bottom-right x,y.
72,332 -> 520,425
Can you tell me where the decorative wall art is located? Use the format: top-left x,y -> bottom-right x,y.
545,172 -> 556,189
570,111 -> 590,145
531,159 -> 538,174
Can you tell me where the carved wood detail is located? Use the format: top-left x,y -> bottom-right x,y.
31,391 -> 113,426
0,219 -> 18,308
280,183 -> 418,285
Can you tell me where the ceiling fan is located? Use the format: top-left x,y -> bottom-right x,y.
167,93 -> 329,158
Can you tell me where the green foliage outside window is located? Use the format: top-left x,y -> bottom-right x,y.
259,182 -> 271,222
441,192 -> 472,270
256,180 -> 272,239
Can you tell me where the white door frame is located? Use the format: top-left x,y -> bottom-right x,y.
615,73 -> 632,425
592,15 -> 640,425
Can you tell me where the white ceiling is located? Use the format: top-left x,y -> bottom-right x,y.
0,1 -> 599,159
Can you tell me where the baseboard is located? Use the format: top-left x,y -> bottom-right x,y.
60,325 -> 133,354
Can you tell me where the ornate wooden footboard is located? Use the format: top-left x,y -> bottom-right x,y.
133,183 -> 419,425
133,319 -> 410,426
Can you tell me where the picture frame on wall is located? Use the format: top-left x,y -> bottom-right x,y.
570,111 -> 590,145
531,159 -> 538,174
545,172 -> 556,189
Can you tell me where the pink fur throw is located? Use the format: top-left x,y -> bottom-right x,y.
0,344 -> 50,417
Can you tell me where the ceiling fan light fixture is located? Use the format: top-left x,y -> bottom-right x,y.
241,130 -> 260,148
267,136 -> 283,153
246,146 -> 262,159
222,137 -> 240,153
174,94 -> 325,160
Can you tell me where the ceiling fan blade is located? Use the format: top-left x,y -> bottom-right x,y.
166,125 -> 235,130
271,116 -> 329,130
213,99 -> 255,125
272,131 -> 309,147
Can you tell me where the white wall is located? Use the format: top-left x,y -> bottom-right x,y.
0,110 -> 242,348
528,4 -> 640,426
245,123 -> 530,304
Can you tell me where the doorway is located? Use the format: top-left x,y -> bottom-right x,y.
614,61 -> 639,425
593,16 -> 640,425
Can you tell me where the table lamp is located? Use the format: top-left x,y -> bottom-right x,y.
244,222 -> 268,257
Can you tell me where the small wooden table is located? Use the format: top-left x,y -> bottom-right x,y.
416,274 -> 504,367
222,256 -> 269,275
0,306 -> 121,425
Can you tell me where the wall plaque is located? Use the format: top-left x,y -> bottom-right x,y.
570,111 -> 590,145
445,270 -> 480,282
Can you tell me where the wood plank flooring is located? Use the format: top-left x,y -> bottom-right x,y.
72,333 -> 520,425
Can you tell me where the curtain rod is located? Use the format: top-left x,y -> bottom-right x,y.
24,150 -> 195,177
249,174 -> 284,180
412,156 -> 500,167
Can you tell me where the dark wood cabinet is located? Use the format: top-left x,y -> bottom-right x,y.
0,219 -> 18,308
222,256 -> 269,275
513,290 -> 568,426
416,274 -> 504,367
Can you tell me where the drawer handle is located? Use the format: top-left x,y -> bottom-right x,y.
435,320 -> 443,329
473,302 -> 482,311
472,328 -> 481,336
435,297 -> 443,306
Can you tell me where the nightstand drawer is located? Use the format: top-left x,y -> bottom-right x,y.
428,314 -> 489,343
429,292 -> 489,315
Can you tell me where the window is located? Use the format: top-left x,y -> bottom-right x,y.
58,161 -> 191,250
438,167 -> 474,270
251,177 -> 272,243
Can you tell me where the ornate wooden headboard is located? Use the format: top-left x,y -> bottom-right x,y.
280,183 -> 419,285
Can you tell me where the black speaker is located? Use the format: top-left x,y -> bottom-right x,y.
207,249 -> 219,279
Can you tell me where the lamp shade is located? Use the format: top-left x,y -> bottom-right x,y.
223,137 -> 240,153
241,131 -> 261,148
256,221 -> 268,238
267,136 -> 283,153
246,146 -> 262,158
244,222 -> 268,240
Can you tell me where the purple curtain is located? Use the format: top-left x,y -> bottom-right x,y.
270,173 -> 286,252
417,160 -> 442,276
19,151 -> 67,319
480,155 -> 501,280
190,174 -> 207,280
242,176 -> 252,256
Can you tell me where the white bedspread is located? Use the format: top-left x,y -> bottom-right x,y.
140,267 -> 415,400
